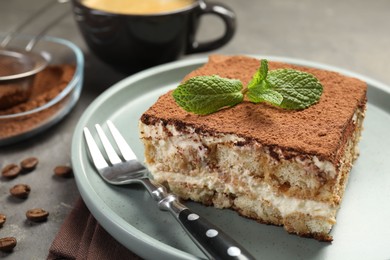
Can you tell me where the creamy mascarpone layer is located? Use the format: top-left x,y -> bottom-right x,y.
140,121 -> 337,177
140,120 -> 340,223
150,167 -> 337,220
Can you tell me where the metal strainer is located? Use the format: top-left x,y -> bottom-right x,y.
0,0 -> 69,109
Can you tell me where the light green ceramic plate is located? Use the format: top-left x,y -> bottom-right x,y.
71,56 -> 390,260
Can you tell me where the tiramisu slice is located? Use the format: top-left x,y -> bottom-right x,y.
138,55 -> 367,241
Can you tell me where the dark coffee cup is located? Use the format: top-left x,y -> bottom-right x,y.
72,0 -> 236,73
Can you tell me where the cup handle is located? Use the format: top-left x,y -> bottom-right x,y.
186,1 -> 236,54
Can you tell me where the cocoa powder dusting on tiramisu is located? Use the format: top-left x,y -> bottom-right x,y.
142,55 -> 367,163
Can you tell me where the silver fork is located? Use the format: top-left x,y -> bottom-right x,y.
83,120 -> 255,260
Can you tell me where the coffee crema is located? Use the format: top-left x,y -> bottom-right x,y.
81,0 -> 195,15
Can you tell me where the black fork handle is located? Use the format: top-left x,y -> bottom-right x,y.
142,178 -> 255,260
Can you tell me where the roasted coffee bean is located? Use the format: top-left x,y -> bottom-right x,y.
54,165 -> 73,178
1,164 -> 21,179
26,208 -> 49,222
0,237 -> 17,252
0,214 -> 6,228
20,157 -> 39,171
9,184 -> 31,199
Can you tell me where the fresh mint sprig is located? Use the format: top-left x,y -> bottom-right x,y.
172,59 -> 323,115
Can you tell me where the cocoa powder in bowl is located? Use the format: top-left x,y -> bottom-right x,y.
0,64 -> 75,140
0,55 -> 35,110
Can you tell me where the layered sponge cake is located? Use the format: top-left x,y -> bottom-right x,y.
138,55 -> 367,241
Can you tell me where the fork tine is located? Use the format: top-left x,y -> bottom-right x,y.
106,120 -> 138,161
95,123 -> 122,165
83,127 -> 109,170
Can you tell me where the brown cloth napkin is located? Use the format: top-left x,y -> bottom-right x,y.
48,197 -> 141,260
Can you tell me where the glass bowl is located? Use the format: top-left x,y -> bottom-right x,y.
0,35 -> 84,146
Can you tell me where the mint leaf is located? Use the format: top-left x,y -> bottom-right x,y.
247,85 -> 283,106
247,59 -> 268,89
246,59 -> 283,106
172,75 -> 244,115
267,69 -> 323,109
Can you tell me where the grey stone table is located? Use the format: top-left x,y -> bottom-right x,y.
1,0 -> 389,259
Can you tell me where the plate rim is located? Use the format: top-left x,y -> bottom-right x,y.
71,55 -> 390,259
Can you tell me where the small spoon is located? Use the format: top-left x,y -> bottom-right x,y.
0,0 -> 70,109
